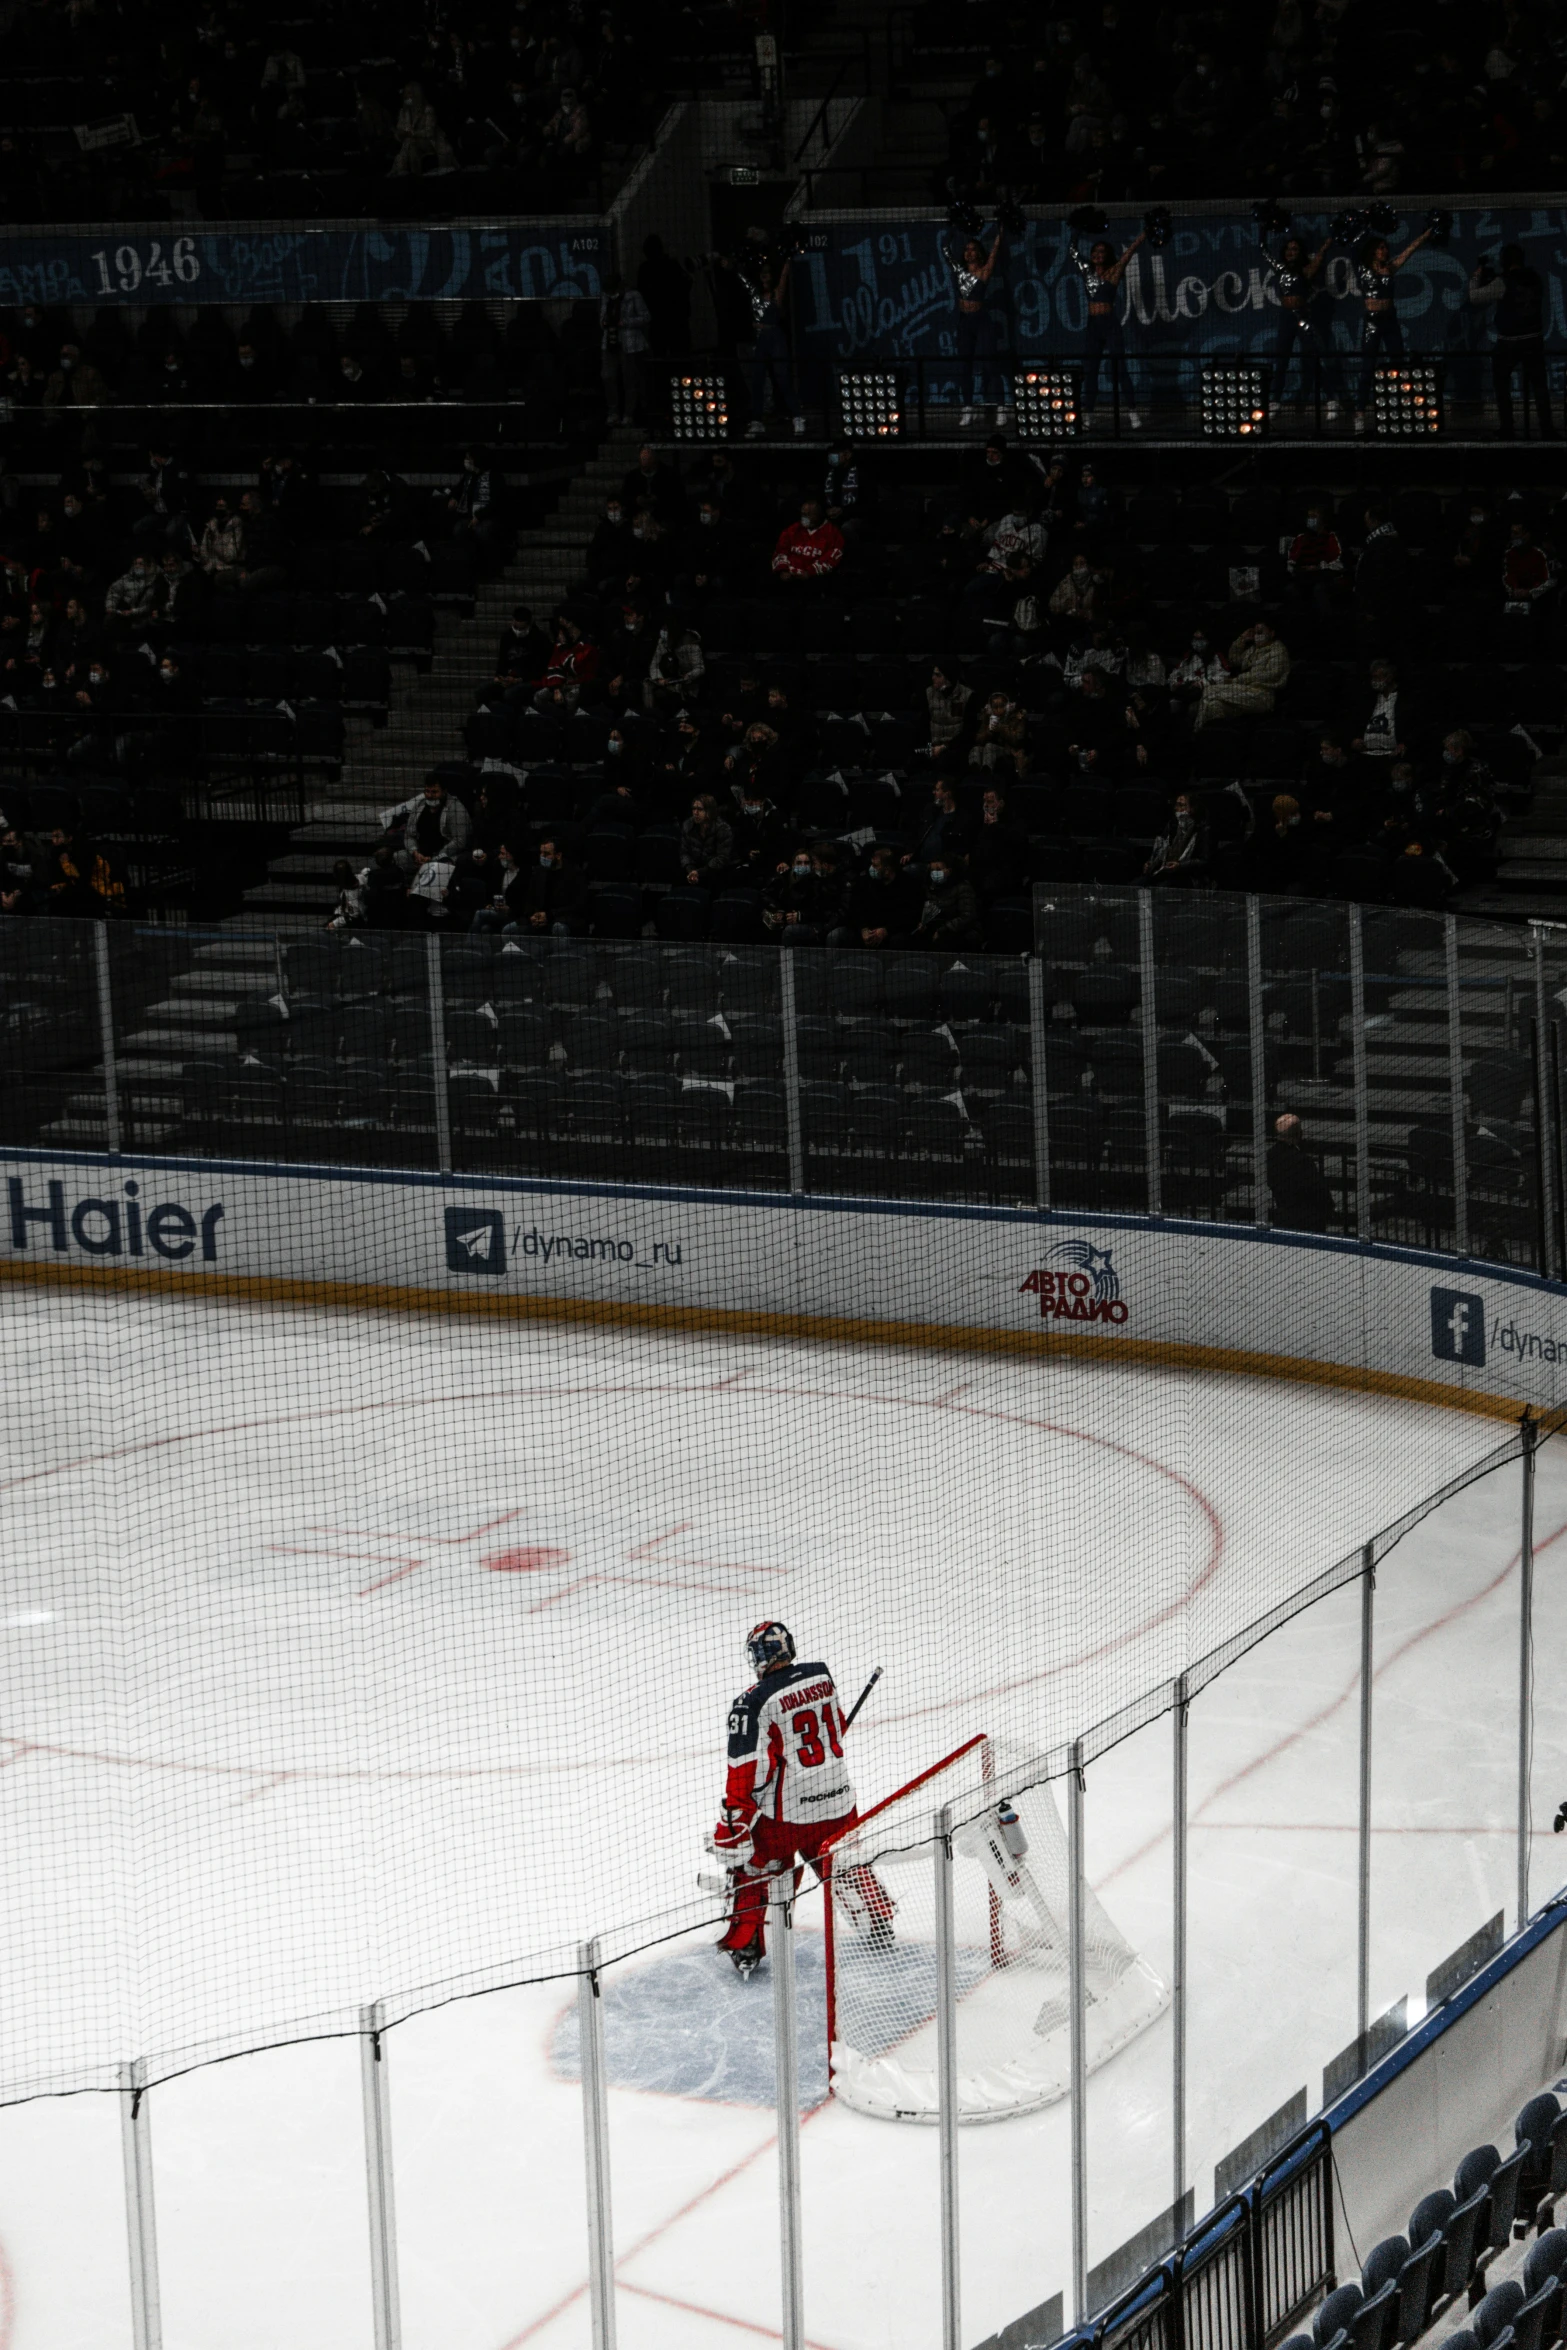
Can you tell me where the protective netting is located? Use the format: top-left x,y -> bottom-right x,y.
0,1221 -> 1526,2106
826,1734 -> 1167,2122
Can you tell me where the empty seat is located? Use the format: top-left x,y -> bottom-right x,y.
1314,2284 -> 1363,2346
1475,2281 -> 1525,2350
1072,965 -> 1141,1026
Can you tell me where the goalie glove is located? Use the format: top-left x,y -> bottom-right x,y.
707,1811 -> 754,1871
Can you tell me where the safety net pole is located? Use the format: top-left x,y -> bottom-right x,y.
120,2061 -> 162,2350
935,1803 -> 962,2350
1446,916 -> 1469,1259
360,2005 -> 402,2350
771,1876 -> 805,2350
1519,1414 -> 1537,1933
1357,1543 -> 1374,2051
578,1941 -> 618,2350
1172,1674 -> 1189,2219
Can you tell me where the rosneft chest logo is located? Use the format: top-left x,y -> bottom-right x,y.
1019,1240 -> 1130,1326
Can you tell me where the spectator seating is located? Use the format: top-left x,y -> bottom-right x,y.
1277,2091 -> 1567,2350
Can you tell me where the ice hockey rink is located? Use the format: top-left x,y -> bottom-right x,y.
1,1281 -> 1564,2350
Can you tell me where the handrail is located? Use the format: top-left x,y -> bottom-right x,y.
791,29 -> 871,165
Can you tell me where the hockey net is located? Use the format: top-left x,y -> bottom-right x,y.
823,1734 -> 1168,2123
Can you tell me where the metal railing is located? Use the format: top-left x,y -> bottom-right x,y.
3,890 -> 1564,1280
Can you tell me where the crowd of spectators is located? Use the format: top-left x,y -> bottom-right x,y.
0,0 -> 695,226
352,437 -> 1558,943
0,371 -> 528,917
933,0 -> 1567,208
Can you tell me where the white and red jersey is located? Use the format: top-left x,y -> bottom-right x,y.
724,1660 -> 856,1830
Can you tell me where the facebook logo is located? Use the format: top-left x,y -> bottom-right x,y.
444,1207 -> 506,1275
1431,1288 -> 1486,1366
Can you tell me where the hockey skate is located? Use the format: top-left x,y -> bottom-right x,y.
727,1940 -> 763,1980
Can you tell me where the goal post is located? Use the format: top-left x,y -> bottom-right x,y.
822,1733 -> 1168,2123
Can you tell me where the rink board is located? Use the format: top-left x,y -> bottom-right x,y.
1,1147 -> 1561,1420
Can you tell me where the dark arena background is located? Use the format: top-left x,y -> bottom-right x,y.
9,7 -> 1567,2350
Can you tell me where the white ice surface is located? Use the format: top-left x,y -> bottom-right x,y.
0,1286 -> 1561,2348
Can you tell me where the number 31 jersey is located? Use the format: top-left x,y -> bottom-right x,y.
725,1660 -> 857,1828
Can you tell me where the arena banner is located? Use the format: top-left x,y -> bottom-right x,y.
1,1148 -> 1563,1421
0,221 -> 605,308
790,203 -> 1567,364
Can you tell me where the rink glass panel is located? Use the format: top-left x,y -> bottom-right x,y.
1184,1581 -> 1361,2215
391,1976 -> 594,2350
10,903 -> 1560,1262
1366,1465 -> 1521,2038
151,2038 -> 375,2350
1082,1707 -> 1179,2301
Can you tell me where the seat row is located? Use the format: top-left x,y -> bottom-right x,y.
1291,2094 -> 1567,2350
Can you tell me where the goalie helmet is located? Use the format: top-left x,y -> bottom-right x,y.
745,1621 -> 795,1674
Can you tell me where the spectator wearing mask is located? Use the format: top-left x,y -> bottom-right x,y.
1266,1112 -> 1336,1233
911,857 -> 982,949
104,553 -> 162,633
1146,792 -> 1210,882
1167,627 -> 1229,703
1196,622 -> 1290,728
598,275 -> 650,425
771,499 -> 844,584
681,793 -> 734,888
686,493 -> 745,595
763,843 -> 844,939
1469,244 -> 1556,439
1049,552 -> 1100,639
841,845 -> 921,947
509,839 -> 588,935
1286,503 -> 1346,618
494,606 -> 550,692
386,778 -> 474,877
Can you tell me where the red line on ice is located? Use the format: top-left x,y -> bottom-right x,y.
623,1521 -> 694,1561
